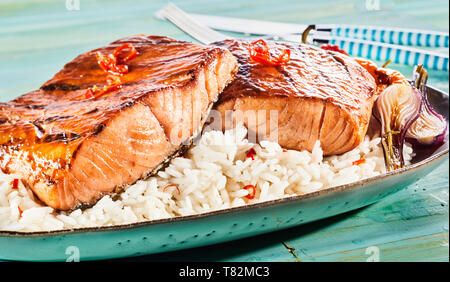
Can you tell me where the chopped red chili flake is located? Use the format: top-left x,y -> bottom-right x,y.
85,74 -> 122,100
320,44 -> 349,55
243,185 -> 256,199
112,43 -> 139,64
163,184 -> 180,194
84,43 -> 138,100
11,178 -> 19,189
352,158 -> 366,166
246,148 -> 256,160
18,206 -> 23,218
96,51 -> 128,75
249,39 -> 290,66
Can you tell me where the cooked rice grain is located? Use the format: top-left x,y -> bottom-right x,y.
0,124 -> 414,232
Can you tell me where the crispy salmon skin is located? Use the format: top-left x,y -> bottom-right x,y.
211,39 -> 378,155
0,35 -> 238,210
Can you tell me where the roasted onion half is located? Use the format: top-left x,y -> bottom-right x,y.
374,84 -> 422,171
405,65 -> 447,147
374,65 -> 447,171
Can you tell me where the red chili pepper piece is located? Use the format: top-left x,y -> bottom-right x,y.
243,185 -> 256,199
84,43 -> 138,100
249,39 -> 291,66
11,178 -> 19,189
246,148 -> 256,160
96,52 -> 115,72
85,75 -> 122,100
320,44 -> 349,55
352,158 -> 366,166
95,51 -> 128,75
18,206 -> 23,218
112,43 -> 139,64
105,74 -> 122,86
273,48 -> 291,64
163,184 -> 181,194
85,88 -> 95,99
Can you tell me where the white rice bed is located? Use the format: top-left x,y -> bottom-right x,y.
0,124 -> 414,232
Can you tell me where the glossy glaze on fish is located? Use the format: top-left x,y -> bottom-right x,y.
212,39 -> 378,155
0,35 -> 238,210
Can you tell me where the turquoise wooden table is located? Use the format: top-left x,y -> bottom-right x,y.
0,0 -> 448,262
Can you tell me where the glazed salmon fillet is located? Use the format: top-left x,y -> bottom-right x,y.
212,39 -> 377,155
0,35 -> 238,210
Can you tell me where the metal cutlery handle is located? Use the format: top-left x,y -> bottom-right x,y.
157,3 -> 449,71
188,13 -> 449,48
155,3 -> 227,45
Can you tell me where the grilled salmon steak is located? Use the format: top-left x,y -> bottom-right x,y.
0,35 -> 238,210
212,39 -> 378,155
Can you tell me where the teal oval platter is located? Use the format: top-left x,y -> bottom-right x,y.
0,85 -> 448,262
